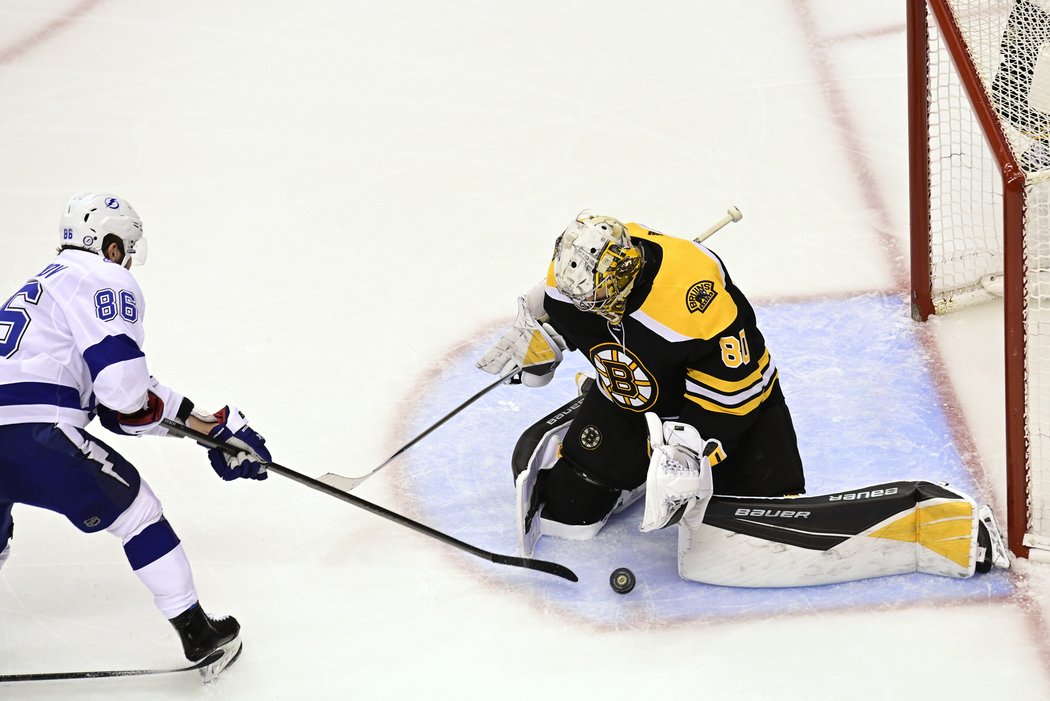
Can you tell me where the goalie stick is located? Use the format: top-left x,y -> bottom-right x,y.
317,208 -> 743,494
0,649 -> 225,684
162,420 -> 578,582
324,204 -> 741,470
695,205 -> 742,243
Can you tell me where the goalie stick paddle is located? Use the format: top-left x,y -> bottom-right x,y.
161,420 -> 578,583
319,367 -> 517,491
0,650 -> 224,683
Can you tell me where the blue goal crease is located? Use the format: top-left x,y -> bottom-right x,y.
397,294 -> 1013,625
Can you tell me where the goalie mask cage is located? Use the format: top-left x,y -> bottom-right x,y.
908,0 -> 1050,559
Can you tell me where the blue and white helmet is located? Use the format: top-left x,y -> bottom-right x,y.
59,193 -> 147,266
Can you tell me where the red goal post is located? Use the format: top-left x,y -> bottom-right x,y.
908,0 -> 1050,560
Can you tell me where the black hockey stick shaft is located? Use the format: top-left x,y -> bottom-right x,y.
161,420 -> 577,582
327,368 -> 517,490
0,650 -> 222,683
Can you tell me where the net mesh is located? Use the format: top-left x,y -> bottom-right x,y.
924,0 -> 1050,548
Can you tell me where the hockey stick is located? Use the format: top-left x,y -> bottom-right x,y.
318,367 -> 517,492
319,208 -> 743,493
161,419 -> 578,582
694,206 -> 742,243
0,650 -> 224,683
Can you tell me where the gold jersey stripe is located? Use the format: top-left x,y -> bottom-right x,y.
684,371 -> 778,416
686,349 -> 772,395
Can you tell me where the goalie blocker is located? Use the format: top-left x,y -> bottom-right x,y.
512,388 -> 1010,587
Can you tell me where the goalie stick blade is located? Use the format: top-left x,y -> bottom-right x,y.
0,649 -> 226,683
492,553 -> 579,582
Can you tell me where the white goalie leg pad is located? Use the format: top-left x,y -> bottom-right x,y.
678,482 -> 982,587
518,423 -> 641,553
0,542 -> 9,570
640,413 -> 715,533
516,423 -> 570,557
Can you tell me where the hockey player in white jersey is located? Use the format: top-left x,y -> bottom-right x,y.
0,193 -> 269,680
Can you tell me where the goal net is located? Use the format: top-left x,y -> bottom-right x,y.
909,0 -> 1050,559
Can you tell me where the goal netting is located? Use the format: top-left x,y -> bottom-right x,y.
909,0 -> 1050,559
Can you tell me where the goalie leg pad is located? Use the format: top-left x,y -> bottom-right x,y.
513,387 -> 589,557
517,441 -> 634,555
679,481 -> 984,587
515,424 -> 568,557
515,380 -> 650,555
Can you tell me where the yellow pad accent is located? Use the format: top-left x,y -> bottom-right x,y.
523,330 -> 557,366
867,501 -> 973,569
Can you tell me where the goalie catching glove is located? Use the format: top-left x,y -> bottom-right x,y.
199,406 -> 271,481
640,412 -> 718,532
477,285 -> 566,387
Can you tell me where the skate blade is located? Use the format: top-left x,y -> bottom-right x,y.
199,637 -> 243,684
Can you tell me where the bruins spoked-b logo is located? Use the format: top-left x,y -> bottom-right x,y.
590,343 -> 658,412
579,425 -> 602,450
686,280 -> 717,313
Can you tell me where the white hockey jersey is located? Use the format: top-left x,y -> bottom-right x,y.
0,250 -> 153,426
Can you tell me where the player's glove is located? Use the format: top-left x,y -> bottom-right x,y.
100,377 -> 190,438
640,413 -> 718,532
477,288 -> 566,387
204,406 -> 270,481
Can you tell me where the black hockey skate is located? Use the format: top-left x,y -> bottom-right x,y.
169,603 -> 242,682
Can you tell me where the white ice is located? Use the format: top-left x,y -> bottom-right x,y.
1,1 -> 1049,699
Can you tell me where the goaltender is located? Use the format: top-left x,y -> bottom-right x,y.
477,212 -> 1010,587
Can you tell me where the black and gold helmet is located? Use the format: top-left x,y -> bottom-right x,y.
553,213 -> 642,324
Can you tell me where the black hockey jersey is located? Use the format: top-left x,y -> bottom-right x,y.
543,223 -> 781,446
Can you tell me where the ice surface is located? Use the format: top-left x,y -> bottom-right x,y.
0,1 -> 1048,700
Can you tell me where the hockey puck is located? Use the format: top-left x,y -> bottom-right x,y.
609,567 -> 636,594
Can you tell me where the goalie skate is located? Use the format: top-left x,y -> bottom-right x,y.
977,505 -> 1011,571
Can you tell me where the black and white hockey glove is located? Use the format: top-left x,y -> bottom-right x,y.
477,287 -> 566,387
640,413 -> 717,532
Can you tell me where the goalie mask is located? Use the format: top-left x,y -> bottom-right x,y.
553,213 -> 643,324
59,193 -> 148,266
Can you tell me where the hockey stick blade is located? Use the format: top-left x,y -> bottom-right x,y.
491,553 -> 578,581
318,471 -> 363,491
161,420 -> 578,583
0,650 -> 224,683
